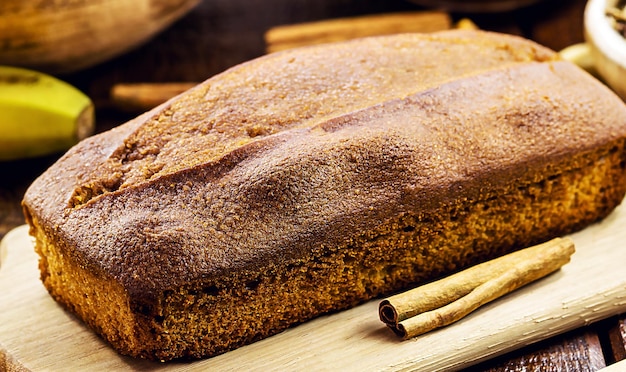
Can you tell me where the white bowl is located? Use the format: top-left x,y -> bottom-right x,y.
584,0 -> 626,100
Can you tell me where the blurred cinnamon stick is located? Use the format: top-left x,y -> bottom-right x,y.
110,82 -> 196,113
264,11 -> 452,53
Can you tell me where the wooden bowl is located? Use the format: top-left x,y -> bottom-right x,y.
0,0 -> 200,74
585,0 -> 626,100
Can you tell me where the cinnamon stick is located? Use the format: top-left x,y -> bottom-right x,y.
110,82 -> 197,113
379,237 -> 575,339
264,11 -> 452,53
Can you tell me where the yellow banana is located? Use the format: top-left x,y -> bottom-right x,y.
0,66 -> 94,161
559,43 -> 598,78
0,0 -> 200,74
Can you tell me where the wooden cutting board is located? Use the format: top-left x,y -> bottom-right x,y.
2,201 -> 626,371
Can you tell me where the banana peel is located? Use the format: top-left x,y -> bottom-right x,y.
0,66 -> 94,161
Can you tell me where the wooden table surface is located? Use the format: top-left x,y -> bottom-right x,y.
1,0 -> 625,370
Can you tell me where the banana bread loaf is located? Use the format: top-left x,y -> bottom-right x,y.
22,30 -> 626,361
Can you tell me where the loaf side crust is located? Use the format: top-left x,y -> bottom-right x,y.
28,139 -> 626,359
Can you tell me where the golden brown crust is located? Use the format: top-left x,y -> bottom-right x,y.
22,30 -> 626,360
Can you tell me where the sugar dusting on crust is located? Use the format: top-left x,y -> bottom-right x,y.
66,30 -> 557,209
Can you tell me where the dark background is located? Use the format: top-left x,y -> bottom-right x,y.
3,0 -> 625,370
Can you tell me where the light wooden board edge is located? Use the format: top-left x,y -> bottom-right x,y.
599,359 -> 626,371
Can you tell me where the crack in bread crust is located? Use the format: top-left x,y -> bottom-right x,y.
65,31 -> 558,209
